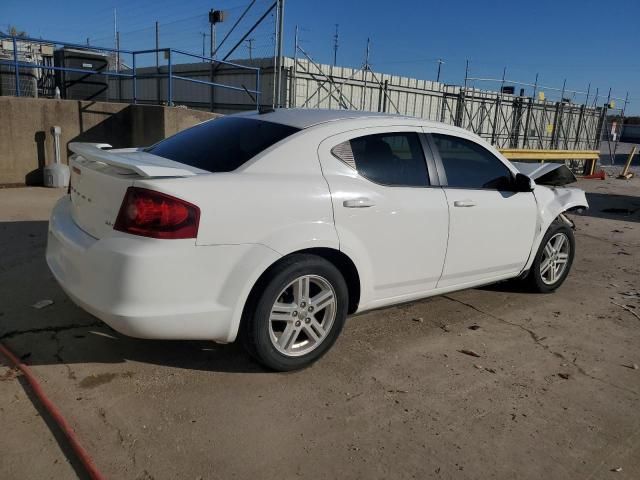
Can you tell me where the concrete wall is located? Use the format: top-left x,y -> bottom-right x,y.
0,97 -> 217,185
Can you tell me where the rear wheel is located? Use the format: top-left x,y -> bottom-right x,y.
525,220 -> 575,293
242,254 -> 348,371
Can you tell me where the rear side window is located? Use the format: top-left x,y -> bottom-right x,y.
432,134 -> 513,190
331,132 -> 429,187
146,117 -> 300,172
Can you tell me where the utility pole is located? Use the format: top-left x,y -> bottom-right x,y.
332,24 -> 339,66
155,21 -> 160,104
361,37 -> 370,110
363,38 -> 371,71
202,33 -> 207,59
113,7 -> 119,99
328,24 -> 338,109
155,22 -> 159,68
246,38 -> 255,60
463,59 -> 469,89
113,8 -> 117,53
209,9 -> 225,59
275,0 -> 285,108
208,9 -> 225,111
116,30 -> 121,101
115,31 -> 120,70
209,9 -> 214,59
436,59 -> 444,83
291,24 -> 298,108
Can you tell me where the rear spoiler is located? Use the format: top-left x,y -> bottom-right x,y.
69,142 -> 200,178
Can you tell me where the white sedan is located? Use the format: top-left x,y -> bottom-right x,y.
46,109 -> 588,370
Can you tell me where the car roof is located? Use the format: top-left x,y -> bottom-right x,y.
236,108 -> 429,129
233,108 -> 489,148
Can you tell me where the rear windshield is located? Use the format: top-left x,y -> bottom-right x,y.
145,116 -> 300,172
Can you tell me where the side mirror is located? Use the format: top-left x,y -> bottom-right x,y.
514,173 -> 534,192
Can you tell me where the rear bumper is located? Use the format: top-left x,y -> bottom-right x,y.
46,196 -> 279,342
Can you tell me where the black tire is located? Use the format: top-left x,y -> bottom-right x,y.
241,254 -> 349,371
525,219 -> 575,293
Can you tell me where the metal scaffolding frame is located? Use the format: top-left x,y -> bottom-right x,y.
0,33 -> 261,109
287,45 -> 607,152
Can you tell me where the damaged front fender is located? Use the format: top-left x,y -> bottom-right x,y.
523,185 -> 589,271
535,185 -> 589,222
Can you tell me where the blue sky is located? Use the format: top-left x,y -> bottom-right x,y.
2,0 -> 638,112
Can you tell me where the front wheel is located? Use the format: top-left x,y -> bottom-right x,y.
525,220 -> 575,293
242,254 -> 348,371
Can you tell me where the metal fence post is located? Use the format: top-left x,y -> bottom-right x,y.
510,96 -> 522,148
382,80 -> 388,112
573,104 -> 585,149
275,0 -> 285,108
522,97 -> 533,149
12,37 -> 20,97
455,89 -> 465,128
132,53 -> 137,104
167,50 -> 173,106
595,103 -> 607,150
256,68 -> 261,110
491,68 -> 506,144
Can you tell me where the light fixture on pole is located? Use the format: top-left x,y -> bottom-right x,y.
209,9 -> 225,59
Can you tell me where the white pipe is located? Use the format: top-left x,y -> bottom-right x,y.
51,126 -> 61,165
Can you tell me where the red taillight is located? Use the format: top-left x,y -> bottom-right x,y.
114,187 -> 200,239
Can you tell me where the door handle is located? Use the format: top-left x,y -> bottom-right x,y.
343,197 -> 375,208
454,200 -> 476,207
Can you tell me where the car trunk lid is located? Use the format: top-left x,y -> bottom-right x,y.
68,143 -> 206,239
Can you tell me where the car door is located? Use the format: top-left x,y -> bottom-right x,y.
427,131 -> 538,288
318,127 -> 449,309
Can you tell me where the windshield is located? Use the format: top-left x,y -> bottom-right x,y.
145,116 -> 300,173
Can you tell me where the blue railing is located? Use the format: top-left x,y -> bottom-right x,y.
0,34 -> 261,110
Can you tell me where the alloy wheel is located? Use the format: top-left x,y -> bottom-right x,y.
268,275 -> 337,357
540,232 -> 571,285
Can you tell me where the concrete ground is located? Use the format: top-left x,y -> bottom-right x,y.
1,178 -> 639,480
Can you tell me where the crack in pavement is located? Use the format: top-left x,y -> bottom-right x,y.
442,294 -> 640,397
97,406 -> 138,468
50,331 -> 77,380
0,322 -> 104,341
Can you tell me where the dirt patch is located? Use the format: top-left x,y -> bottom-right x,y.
79,373 -> 118,389
0,367 -> 19,382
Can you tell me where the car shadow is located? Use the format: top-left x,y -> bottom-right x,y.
0,220 -> 269,374
478,280 -> 531,294
579,192 -> 640,223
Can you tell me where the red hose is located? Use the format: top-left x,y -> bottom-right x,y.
0,342 -> 106,480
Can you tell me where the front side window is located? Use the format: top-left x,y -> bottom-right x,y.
146,117 -> 300,173
432,134 -> 513,190
331,132 -> 429,187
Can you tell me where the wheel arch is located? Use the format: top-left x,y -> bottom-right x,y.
524,186 -> 588,272
238,248 -> 361,340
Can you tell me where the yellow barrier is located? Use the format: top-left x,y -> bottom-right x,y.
499,149 -> 600,175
